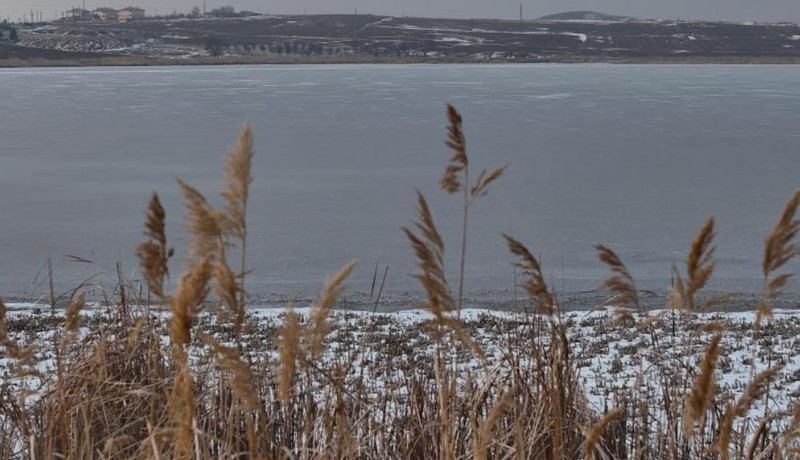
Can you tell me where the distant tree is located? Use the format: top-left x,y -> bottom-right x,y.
204,36 -> 225,57
209,6 -> 236,18
0,30 -> 4,40
191,6 -> 201,18
259,44 -> 267,53
9,27 -> 18,42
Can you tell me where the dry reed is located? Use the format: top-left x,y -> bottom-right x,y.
758,190 -> 800,326
684,332 -> 721,436
136,193 -> 171,299
504,234 -> 556,315
596,244 -> 641,314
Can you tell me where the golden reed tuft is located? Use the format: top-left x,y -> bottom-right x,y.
504,234 -> 556,315
596,244 -> 641,313
716,365 -> 784,459
136,193 -> 172,299
309,261 -> 357,360
584,407 -> 622,459
684,332 -> 722,435
686,217 -> 716,311
403,192 -> 454,317
758,190 -> 800,326
441,104 -> 468,194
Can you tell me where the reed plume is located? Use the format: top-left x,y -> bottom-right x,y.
403,192 -> 454,316
584,407 -> 622,459
441,104 -> 468,194
596,244 -> 641,313
784,403 -> 800,453
0,296 -> 31,363
167,253 -> 212,457
473,392 -> 510,460
178,179 -> 225,260
136,193 -> 172,299
220,125 -> 254,319
439,105 -> 505,317
213,247 -> 244,338
716,365 -> 784,459
220,124 -> 254,240
684,332 -> 721,435
168,348 -> 196,457
503,234 -> 555,315
201,334 -> 260,410
309,261 -> 356,360
686,217 -> 716,311
471,165 -> 508,199
670,217 -> 716,311
403,192 -> 485,359
278,309 -> 301,403
0,296 -> 7,345
62,291 -> 85,349
170,255 -> 212,347
758,190 -> 800,326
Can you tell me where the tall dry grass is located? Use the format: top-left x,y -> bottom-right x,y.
0,107 -> 797,459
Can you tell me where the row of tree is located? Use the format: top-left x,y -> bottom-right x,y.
150,5 -> 259,21
202,37 -> 455,58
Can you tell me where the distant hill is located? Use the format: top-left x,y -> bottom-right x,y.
10,14 -> 800,66
537,11 -> 634,22
0,42 -> 100,60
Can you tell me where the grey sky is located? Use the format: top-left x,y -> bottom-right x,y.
2,0 -> 799,24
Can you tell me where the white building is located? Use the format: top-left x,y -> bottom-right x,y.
64,8 -> 91,21
93,7 -> 118,21
118,7 -> 145,22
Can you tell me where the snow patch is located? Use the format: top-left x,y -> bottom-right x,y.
562,32 -> 588,42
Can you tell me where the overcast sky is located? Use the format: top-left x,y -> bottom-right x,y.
2,0 -> 799,24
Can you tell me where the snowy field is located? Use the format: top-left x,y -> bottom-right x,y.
3,302 -> 798,424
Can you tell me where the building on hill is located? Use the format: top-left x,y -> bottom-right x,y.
64,8 -> 91,21
93,8 -> 118,21
118,7 -> 145,22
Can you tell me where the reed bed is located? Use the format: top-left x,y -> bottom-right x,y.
1,107 -> 799,459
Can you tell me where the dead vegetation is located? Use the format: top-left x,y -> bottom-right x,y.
1,106 -> 799,459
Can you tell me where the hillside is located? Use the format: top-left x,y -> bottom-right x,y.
6,14 -> 800,65
538,11 -> 634,22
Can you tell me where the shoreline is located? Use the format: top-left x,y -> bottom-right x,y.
5,54 -> 800,68
3,289 -> 797,313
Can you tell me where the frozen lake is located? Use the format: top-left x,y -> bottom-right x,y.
1,64 -> 799,301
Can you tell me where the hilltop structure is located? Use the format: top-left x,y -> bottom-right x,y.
64,8 -> 91,21
117,7 -> 145,22
93,7 -> 117,21
62,6 -> 145,22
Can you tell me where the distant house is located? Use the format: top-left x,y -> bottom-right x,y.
64,8 -> 91,21
118,7 -> 145,22
93,8 -> 118,21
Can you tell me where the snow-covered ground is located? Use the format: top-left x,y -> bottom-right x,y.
3,303 -> 798,424
0,304 -> 800,412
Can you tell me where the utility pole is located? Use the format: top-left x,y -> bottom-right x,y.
520,3 -> 523,24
